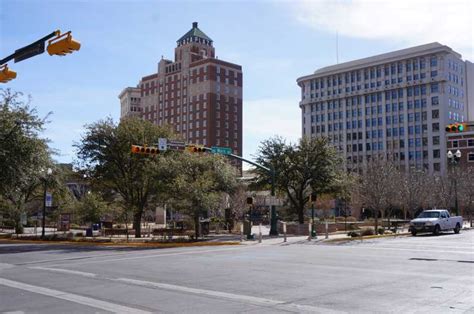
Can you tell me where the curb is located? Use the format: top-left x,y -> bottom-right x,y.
325,232 -> 411,243
0,238 -> 241,248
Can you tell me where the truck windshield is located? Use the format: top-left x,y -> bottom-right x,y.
417,212 -> 440,218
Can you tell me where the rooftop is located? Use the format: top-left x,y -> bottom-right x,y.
297,42 -> 460,82
177,22 -> 213,44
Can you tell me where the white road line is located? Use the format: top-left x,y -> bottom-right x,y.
26,265 -> 344,313
49,245 -> 252,267
115,277 -> 345,314
0,277 -> 152,314
29,266 -> 97,278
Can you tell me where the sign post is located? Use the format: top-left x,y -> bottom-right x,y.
45,193 -> 53,207
158,138 -> 167,151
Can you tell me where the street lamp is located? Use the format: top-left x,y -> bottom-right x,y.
447,150 -> 461,216
41,167 -> 52,239
310,193 -> 317,238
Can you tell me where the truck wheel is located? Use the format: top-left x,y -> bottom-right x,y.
433,225 -> 440,236
411,230 -> 417,236
454,223 -> 461,234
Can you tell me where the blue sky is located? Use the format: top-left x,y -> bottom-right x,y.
1,0 -> 472,167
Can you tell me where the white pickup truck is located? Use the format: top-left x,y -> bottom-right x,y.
409,210 -> 462,236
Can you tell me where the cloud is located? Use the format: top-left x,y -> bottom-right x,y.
243,98 -> 301,168
292,0 -> 474,59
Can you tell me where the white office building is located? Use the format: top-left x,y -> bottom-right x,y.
297,43 -> 473,175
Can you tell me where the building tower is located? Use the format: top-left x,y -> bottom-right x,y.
119,22 -> 243,173
297,42 -> 473,175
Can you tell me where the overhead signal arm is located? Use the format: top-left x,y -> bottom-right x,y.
0,30 -> 81,83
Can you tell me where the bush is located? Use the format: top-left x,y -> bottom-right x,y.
336,216 -> 357,223
348,223 -> 360,230
377,227 -> 385,235
347,231 -> 360,237
361,228 -> 375,236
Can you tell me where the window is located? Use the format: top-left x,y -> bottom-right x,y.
433,136 -> 440,145
452,140 -> 459,148
432,110 -> 439,119
433,149 -> 440,158
468,153 -> 474,162
468,139 -> 474,147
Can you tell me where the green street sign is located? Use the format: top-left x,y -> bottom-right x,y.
211,146 -> 232,155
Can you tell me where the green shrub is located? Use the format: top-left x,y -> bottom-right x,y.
361,228 -> 375,236
347,231 -> 360,237
348,223 -> 360,230
377,227 -> 385,235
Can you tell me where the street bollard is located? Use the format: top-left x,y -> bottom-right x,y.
240,223 -> 243,242
308,221 -> 312,241
283,222 -> 287,242
325,220 -> 329,239
258,223 -> 262,243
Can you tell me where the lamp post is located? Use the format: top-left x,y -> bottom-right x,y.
41,167 -> 52,239
447,150 -> 461,216
310,193 -> 317,238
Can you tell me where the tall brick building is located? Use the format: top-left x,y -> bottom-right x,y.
119,22 -> 243,171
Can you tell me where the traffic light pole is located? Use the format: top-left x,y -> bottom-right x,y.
226,153 -> 279,236
131,142 -> 280,236
0,30 -> 59,65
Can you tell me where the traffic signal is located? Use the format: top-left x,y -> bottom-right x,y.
130,145 -> 160,156
47,31 -> 81,56
186,144 -> 207,153
0,64 -> 17,83
445,123 -> 467,133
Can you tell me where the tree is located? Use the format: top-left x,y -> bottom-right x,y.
74,192 -> 109,226
254,136 -> 342,224
75,117 -> 174,237
226,183 -> 248,231
397,169 -> 430,219
356,158 -> 399,231
458,166 -> 474,225
0,89 -> 52,233
167,153 -> 237,238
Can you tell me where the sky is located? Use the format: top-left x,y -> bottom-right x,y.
1,0 -> 473,168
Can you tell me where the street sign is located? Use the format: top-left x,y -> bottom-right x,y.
20,213 -> 27,226
167,140 -> 186,151
211,146 -> 232,155
14,41 -> 45,63
158,138 -> 167,151
45,192 -> 53,207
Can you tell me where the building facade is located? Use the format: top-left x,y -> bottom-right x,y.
446,122 -> 474,169
297,43 -> 473,175
119,22 -> 243,171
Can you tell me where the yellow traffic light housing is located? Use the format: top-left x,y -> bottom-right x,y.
446,123 -> 467,133
47,31 -> 81,56
186,144 -> 207,153
131,145 -> 160,156
0,64 -> 17,83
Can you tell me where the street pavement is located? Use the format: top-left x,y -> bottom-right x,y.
0,230 -> 473,313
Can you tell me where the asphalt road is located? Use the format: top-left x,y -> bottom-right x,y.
0,231 -> 473,313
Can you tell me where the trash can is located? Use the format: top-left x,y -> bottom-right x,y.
86,228 -> 93,237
